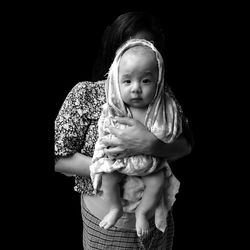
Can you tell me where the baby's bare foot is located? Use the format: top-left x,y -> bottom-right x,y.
99,208 -> 123,229
135,213 -> 149,238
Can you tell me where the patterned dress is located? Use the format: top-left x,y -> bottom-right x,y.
54,80 -> 184,249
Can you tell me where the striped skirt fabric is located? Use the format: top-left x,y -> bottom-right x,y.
81,197 -> 174,250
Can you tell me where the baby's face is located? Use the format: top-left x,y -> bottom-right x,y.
118,46 -> 158,110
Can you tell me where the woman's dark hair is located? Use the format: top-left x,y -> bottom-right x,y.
92,11 -> 167,81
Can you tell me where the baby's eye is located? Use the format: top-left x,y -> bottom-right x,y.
123,80 -> 131,84
142,79 -> 152,84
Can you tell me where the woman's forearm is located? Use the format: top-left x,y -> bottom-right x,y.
102,116 -> 192,161
55,152 -> 92,177
148,134 -> 192,161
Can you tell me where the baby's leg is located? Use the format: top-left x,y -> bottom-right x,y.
99,171 -> 123,229
135,170 -> 165,237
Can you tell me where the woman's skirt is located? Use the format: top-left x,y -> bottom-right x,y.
81,196 -> 174,250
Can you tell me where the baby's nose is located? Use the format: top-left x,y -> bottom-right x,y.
131,82 -> 142,92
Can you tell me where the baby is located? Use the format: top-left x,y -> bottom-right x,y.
90,39 -> 181,237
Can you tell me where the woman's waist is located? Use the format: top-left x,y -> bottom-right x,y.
82,194 -> 140,230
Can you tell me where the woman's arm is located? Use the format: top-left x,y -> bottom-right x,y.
148,133 -> 191,161
55,153 -> 92,177
101,117 -> 192,161
54,82 -> 96,177
148,115 -> 193,161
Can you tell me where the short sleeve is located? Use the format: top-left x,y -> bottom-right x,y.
54,82 -> 91,162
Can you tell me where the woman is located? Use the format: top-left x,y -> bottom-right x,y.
55,11 -> 193,249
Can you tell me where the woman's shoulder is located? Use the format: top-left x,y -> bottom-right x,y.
64,80 -> 106,119
67,80 -> 106,106
70,80 -> 106,97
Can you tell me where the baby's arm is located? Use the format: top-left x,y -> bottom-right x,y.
91,106 -> 110,163
90,105 -> 116,191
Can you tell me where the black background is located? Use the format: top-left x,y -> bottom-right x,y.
6,2 -> 239,249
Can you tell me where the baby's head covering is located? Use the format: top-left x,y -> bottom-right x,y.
105,39 -> 164,116
105,38 -> 181,143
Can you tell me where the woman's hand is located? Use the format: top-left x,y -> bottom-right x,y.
101,116 -> 192,161
101,117 -> 157,159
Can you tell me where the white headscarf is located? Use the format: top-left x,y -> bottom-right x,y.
106,38 -> 180,143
